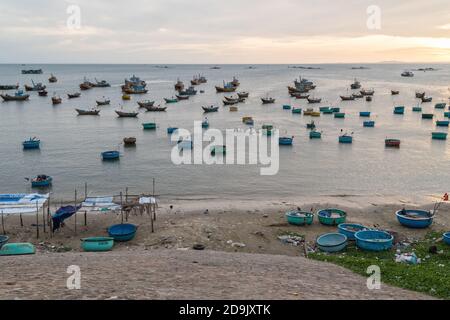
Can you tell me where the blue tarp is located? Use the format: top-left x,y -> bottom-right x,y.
52,205 -> 81,231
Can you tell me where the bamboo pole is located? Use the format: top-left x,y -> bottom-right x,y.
1,211 -> 5,235
74,189 -> 77,235
48,194 -> 53,237
36,201 -> 39,239
20,213 -> 23,227
120,192 -> 123,224
42,202 -> 46,233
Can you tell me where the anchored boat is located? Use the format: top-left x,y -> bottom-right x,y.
102,151 -> 120,160
31,175 -> 52,187
385,139 -> 401,148
23,137 -> 40,149
1,90 -> 30,101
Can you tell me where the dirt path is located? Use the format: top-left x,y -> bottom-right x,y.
0,249 -> 433,300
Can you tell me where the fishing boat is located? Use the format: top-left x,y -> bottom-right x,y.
334,112 -> 345,118
261,97 -> 275,104
445,112 -> 450,118
79,79 -> 93,90
22,69 -> 43,74
175,79 -> 185,91
435,103 -> 446,109
229,106 -> 238,112
96,99 -> 110,106
309,130 -> 322,139
102,151 -> 120,160
145,105 -> 167,112
92,79 -> 110,87
303,108 -> 314,116
331,107 -> 341,113
0,243 -> 35,256
237,92 -> 249,98
279,136 -> 294,146
401,71 -> 414,77
38,90 -> 48,97
202,106 -> 219,113
0,235 -> 9,249
385,139 -> 401,147
164,97 -> 178,103
311,111 -> 321,117
393,106 -> 405,115
24,80 -> 46,91
421,96 -> 432,103
415,92 -> 425,99
202,118 -> 210,128
52,95 -> 62,104
215,81 -> 237,93
316,233 -> 348,253
23,137 -> 40,149
322,108 -> 334,114
359,111 -> 371,117
67,92 -> 81,99
360,89 -> 374,96
48,74 -> 57,83
81,237 -> 114,252
108,224 -> 137,242
115,110 -> 138,118
292,93 -> 310,99
124,75 -> 147,88
1,89 -> 30,101
179,86 -> 197,96
395,209 -> 433,228
167,127 -> 178,134
307,97 -> 322,104
340,95 -> 355,101
339,134 -> 352,143
223,99 -> 238,106
285,210 -> 314,226
31,175 -> 52,187
338,223 -> 368,240
283,105 -> 291,110
142,122 -> 157,130
292,108 -> 302,114
391,90 -> 400,95
317,208 -> 347,225
122,94 -> 131,100
422,113 -> 434,119
432,132 -> 447,140
176,94 -> 190,100
231,77 -> 240,87
75,108 -> 100,115
363,120 -> 375,127
352,92 -> 363,99
124,85 -> 148,94
123,137 -> 136,146
412,106 -> 422,112
211,145 -> 226,155
224,96 -> 245,103
306,121 -> 316,129
350,79 -> 361,89
366,96 -> 373,102
436,120 -> 450,127
0,84 -> 19,90
137,100 -> 155,108
355,230 -> 393,251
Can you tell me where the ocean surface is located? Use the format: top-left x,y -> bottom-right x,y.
1,63 -> 449,200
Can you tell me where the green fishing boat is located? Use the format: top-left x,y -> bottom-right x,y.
142,122 -> 157,130
81,237 -> 114,252
334,112 -> 345,118
444,112 -> 450,118
292,108 -> 302,114
422,113 -> 434,119
435,103 -> 446,109
309,130 -> 322,139
432,132 -> 448,140
0,243 -> 35,256
412,106 -> 422,112
322,109 -> 334,114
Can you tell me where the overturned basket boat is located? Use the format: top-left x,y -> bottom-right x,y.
285,210 -> 314,226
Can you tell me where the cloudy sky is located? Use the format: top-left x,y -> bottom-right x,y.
0,0 -> 449,63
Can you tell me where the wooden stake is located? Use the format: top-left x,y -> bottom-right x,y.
84,211 -> 87,226
120,192 -> 123,224
20,213 -> 23,227
1,211 -> 5,235
74,189 -> 77,235
42,202 -> 46,233
36,201 -> 39,239
48,194 -> 53,237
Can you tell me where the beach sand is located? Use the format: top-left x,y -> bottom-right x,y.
0,195 -> 448,299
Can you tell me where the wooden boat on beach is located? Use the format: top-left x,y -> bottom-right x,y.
76,108 -> 100,115
1,90 -> 30,101
115,110 -> 138,118
421,96 -> 432,103
391,90 -> 400,95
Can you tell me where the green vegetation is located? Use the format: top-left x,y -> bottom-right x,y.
309,232 -> 450,299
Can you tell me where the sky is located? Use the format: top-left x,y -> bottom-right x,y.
0,0 -> 449,64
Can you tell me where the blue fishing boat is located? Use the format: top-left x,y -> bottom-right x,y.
330,107 -> 340,113
334,112 -> 345,118
355,230 -> 393,251
359,111 -> 371,117
142,122 -> 157,130
316,233 -> 348,252
22,137 -> 40,149
309,130 -> 322,139
444,112 -> 450,118
322,109 -> 334,114
0,235 -> 9,249
436,120 -> 449,127
52,205 -> 81,231
81,237 -> 114,252
102,150 -> 120,160
279,136 -> 294,145
317,208 -> 347,226
412,106 -> 422,112
395,209 -> 433,228
167,127 -> 178,134
31,175 -> 52,187
422,113 -> 434,119
285,210 -> 314,226
339,134 -> 353,144
283,105 -> 292,110
338,223 -> 368,240
363,120 -> 375,127
107,223 -> 137,242
202,119 -> 209,128
0,243 -> 35,256
435,103 -> 446,109
443,232 -> 450,245
432,132 -> 447,140
292,108 -> 302,114
393,106 -> 405,115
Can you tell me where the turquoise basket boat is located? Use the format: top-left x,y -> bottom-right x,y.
0,243 -> 35,256
317,208 -> 347,226
23,138 -> 40,150
81,237 -> 114,252
107,223 -> 137,242
363,121 -> 375,127
432,132 -> 447,140
285,210 -> 314,226
359,111 -> 371,117
355,230 -> 393,252
443,232 -> 450,245
316,233 -> 348,253
338,223 -> 368,240
0,235 -> 10,248
101,151 -> 120,160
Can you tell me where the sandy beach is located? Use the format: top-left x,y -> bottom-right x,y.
0,195 -> 448,299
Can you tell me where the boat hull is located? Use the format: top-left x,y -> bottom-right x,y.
0,243 -> 35,256
107,224 -> 137,242
338,223 -> 367,240
355,230 -> 393,252
395,210 -> 433,228
316,233 -> 348,253
285,211 -> 314,226
317,209 -> 347,226
81,237 -> 114,252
